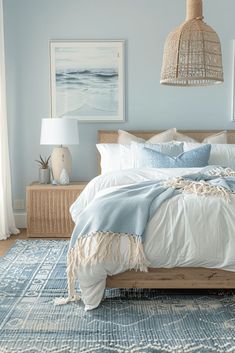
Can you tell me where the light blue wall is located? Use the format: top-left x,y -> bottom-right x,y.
3,0 -> 235,206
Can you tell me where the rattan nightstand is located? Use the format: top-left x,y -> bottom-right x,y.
26,182 -> 87,238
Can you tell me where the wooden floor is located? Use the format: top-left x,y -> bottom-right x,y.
0,229 -> 66,257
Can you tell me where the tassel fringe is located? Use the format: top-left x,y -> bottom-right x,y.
68,232 -> 149,272
55,232 -> 149,305
165,178 -> 231,202
205,167 -> 235,178
54,294 -> 81,306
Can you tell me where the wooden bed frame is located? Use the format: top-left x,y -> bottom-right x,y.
98,130 -> 235,289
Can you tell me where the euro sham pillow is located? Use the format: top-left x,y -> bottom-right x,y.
96,144 -> 124,174
118,128 -> 176,144
97,144 -> 135,174
175,130 -> 227,144
131,141 -> 184,168
133,144 -> 211,169
184,143 -> 235,170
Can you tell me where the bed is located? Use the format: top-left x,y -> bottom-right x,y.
63,129 -> 235,311
101,131 -> 235,288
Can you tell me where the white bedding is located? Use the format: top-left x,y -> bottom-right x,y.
70,167 -> 235,310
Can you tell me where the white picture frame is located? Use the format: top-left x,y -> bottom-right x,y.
50,40 -> 125,122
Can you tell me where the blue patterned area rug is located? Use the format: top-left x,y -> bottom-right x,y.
1,240 -> 235,353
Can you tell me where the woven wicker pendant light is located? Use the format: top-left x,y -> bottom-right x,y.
160,0 -> 224,86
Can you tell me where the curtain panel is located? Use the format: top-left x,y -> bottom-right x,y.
0,0 -> 19,240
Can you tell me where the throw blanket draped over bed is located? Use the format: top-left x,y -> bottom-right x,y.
58,167 -> 235,304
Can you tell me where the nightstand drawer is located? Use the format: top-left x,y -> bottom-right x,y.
26,182 -> 87,237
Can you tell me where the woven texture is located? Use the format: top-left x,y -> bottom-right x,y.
161,0 -> 223,86
27,184 -> 83,237
1,240 -> 235,353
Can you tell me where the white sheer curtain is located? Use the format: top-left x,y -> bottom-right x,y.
0,0 -> 19,240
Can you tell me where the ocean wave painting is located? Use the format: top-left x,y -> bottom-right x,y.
50,41 -> 125,121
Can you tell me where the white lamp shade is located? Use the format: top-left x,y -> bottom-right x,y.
40,118 -> 79,145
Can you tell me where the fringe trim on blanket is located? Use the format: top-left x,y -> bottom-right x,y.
55,232 -> 149,305
205,167 -> 235,177
165,178 -> 231,202
69,232 -> 149,270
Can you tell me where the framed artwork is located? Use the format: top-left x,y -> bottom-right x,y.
50,40 -> 125,122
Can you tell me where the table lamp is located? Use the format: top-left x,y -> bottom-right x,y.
40,118 -> 79,183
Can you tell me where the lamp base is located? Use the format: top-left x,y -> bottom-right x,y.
51,147 -> 72,183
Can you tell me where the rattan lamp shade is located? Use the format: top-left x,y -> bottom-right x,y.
160,0 -> 224,87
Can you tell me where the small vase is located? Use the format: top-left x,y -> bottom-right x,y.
59,168 -> 70,185
39,168 -> 50,184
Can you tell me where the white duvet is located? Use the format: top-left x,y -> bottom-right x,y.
70,168 -> 235,310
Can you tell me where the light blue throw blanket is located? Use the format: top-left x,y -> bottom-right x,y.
69,181 -> 177,248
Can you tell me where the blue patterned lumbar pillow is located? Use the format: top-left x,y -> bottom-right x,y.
131,141 -> 184,168
134,144 -> 211,168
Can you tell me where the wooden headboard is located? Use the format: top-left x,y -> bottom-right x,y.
98,130 -> 235,144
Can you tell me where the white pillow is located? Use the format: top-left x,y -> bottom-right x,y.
96,144 -> 122,174
203,131 -> 227,144
175,130 -> 227,144
118,130 -> 145,144
118,128 -> 176,144
184,143 -> 235,169
96,144 -> 133,174
119,144 -> 133,169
